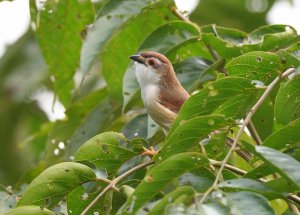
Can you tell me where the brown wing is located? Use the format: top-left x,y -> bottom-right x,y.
159,87 -> 190,114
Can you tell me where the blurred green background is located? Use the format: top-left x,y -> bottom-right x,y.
0,0 -> 296,185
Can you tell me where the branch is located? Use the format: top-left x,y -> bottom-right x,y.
200,68 -> 296,203
0,184 -> 13,195
80,160 -> 154,215
171,6 -> 192,24
94,177 -> 119,192
209,159 -> 247,176
248,120 -> 262,145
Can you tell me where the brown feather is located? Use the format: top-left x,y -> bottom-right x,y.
140,51 -> 190,114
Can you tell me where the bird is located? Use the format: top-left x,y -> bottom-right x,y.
129,51 -> 189,133
129,51 -> 252,161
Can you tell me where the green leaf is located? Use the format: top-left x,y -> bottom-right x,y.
67,185 -> 112,215
266,177 -> 299,194
119,152 -> 209,214
123,21 -> 199,109
284,41 -> 300,60
74,132 -> 138,177
17,162 -> 95,207
274,76 -> 300,125
243,163 -> 276,180
148,186 -> 195,215
3,206 -> 55,215
247,25 -> 298,50
251,96 -> 274,141
200,25 -> 298,59
173,57 -> 212,91
80,0 -> 157,75
201,25 -> 247,58
33,0 -> 94,105
121,114 -> 148,139
157,115 -> 235,161
166,38 -> 213,63
218,178 -> 282,199
178,168 -> 215,192
263,118 -> 300,150
101,0 -> 177,103
226,51 -> 282,84
217,191 -> 275,215
255,146 -> 300,189
170,77 -> 258,134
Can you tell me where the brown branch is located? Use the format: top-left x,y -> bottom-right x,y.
248,120 -> 262,145
209,159 -> 247,176
80,160 -> 154,215
199,68 -> 296,203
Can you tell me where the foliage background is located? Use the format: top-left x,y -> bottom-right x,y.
0,0 -> 300,214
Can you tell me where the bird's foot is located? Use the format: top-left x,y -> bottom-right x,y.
141,146 -> 159,157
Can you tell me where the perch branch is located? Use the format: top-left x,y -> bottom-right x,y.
81,160 -> 154,215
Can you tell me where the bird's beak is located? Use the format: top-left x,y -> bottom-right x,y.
129,55 -> 147,66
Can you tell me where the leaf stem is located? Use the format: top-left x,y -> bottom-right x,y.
80,160 -> 154,215
199,68 -> 296,203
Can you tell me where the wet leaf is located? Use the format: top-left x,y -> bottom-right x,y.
74,132 -> 138,177
17,162 -> 95,207
33,0 -> 94,105
275,76 -> 300,125
120,152 -> 209,214
256,146 -> 300,189
4,206 -> 55,215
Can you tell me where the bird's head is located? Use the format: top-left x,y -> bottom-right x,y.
129,51 -> 175,87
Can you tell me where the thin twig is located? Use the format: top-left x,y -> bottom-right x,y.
171,6 -> 192,23
199,68 -> 296,203
80,160 -> 154,215
248,120 -> 262,145
288,200 -> 300,215
209,159 -> 247,176
94,178 -> 119,192
0,184 -> 13,195
200,143 -> 217,173
289,195 -> 300,206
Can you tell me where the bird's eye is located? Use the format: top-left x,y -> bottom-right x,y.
148,59 -> 155,66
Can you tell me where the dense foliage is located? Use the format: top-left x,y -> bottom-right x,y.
1,0 -> 300,214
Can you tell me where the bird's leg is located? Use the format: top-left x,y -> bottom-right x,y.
141,146 -> 159,157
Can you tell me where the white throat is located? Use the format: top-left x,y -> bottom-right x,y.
134,63 -> 160,106
134,63 -> 160,86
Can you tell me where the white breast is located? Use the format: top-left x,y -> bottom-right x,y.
141,84 -> 159,108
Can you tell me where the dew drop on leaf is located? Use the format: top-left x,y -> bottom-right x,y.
58,141 -> 65,150
53,148 -> 60,156
47,183 -> 53,190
